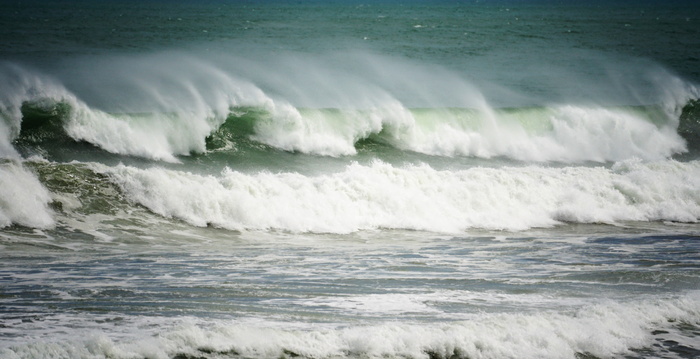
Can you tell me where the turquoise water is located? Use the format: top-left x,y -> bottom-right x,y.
1,1 -> 700,359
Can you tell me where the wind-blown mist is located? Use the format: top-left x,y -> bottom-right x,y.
3,50 -> 698,163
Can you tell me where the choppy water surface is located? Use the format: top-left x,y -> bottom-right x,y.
1,1 -> 699,358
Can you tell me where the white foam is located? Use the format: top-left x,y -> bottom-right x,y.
2,292 -> 698,359
252,103 -> 689,161
65,108 -> 210,163
0,161 -> 54,229
99,159 -> 700,234
2,56 -> 695,163
62,55 -> 285,162
169,292 -> 699,359
250,102 -> 384,156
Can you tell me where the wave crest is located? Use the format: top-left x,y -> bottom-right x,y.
3,54 -> 699,163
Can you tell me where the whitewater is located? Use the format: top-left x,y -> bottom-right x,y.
1,1 -> 699,359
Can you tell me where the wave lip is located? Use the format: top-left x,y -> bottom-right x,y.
12,101 -> 691,164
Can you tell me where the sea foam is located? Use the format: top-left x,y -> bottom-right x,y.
2,292 -> 698,359
100,159 -> 700,233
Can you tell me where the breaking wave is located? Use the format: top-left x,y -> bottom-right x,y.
2,52 -> 699,164
94,159 -> 700,233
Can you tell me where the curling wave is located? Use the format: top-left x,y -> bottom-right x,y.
3,56 -> 699,164
210,103 -> 693,161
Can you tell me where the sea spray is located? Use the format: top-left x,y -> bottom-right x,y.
0,62 -> 269,162
229,50 -> 697,161
54,53 -> 282,161
0,120 -> 17,159
6,53 -> 698,162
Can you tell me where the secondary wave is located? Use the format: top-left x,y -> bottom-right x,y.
95,159 -> 700,233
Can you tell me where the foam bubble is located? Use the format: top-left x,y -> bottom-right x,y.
267,290 -> 589,317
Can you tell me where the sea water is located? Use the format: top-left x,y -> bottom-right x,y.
1,1 -> 699,358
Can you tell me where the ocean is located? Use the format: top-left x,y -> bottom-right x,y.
1,1 -> 699,358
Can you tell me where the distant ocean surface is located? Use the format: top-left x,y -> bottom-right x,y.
1,1 -> 699,359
